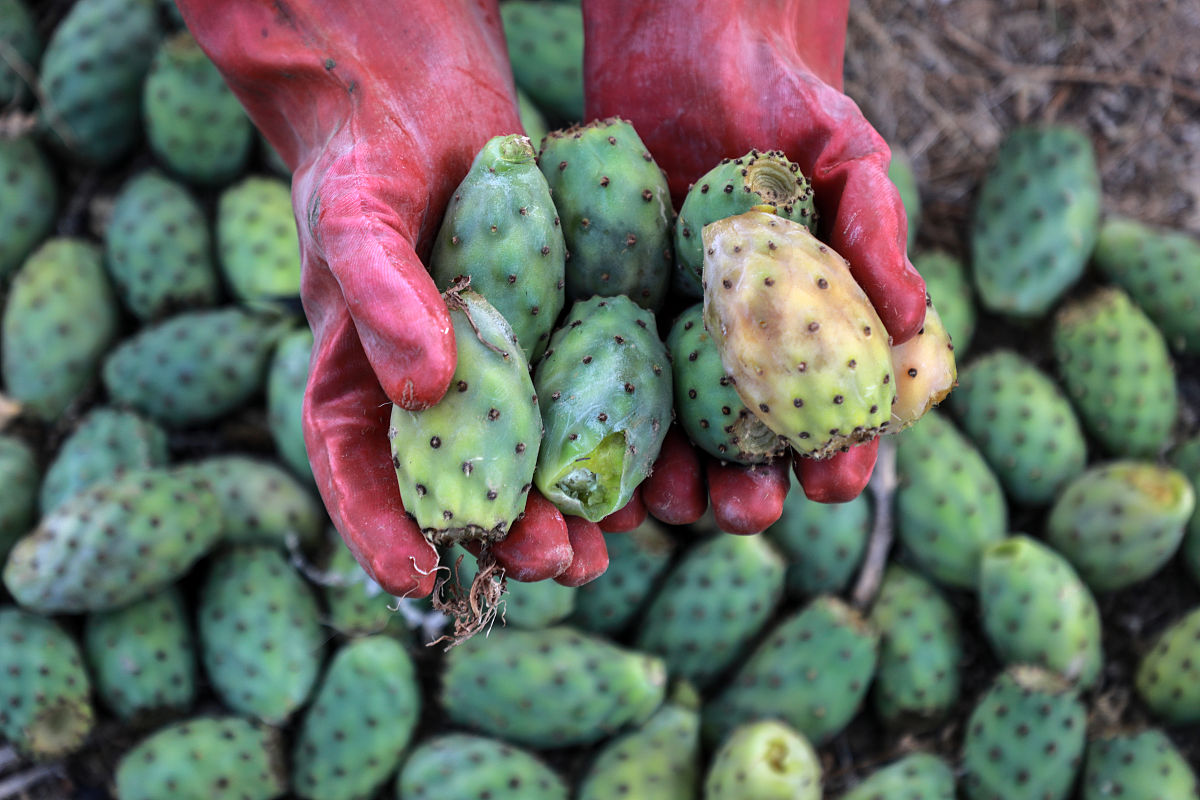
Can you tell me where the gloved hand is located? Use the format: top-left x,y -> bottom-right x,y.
177,1 -> 605,598
584,0 -> 928,530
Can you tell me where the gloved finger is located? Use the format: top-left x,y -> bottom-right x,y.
793,437 -> 879,504
555,517 -> 610,587
599,486 -> 647,533
642,425 -> 708,526
465,489 -> 573,583
706,458 -> 791,534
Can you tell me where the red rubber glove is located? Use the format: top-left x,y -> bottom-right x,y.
178,1 -> 597,598
585,0 -> 927,527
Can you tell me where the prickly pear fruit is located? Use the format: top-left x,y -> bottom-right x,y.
389,288 -> 540,545
187,455 -> 324,549
702,210 -> 895,458
291,636 -> 420,800
216,176 -> 302,301
316,529 -> 401,638
979,536 -> 1102,687
768,487 -> 871,597
447,544 -> 575,629
0,135 -> 57,280
396,733 -> 569,800
538,118 -> 674,309
887,297 -> 957,431
2,238 -> 118,420
961,665 -> 1087,800
1053,287 -> 1177,458
971,124 -> 1101,317
440,625 -> 667,748
114,716 -> 286,800
674,150 -> 816,297
0,606 -> 94,760
914,250 -> 976,356
889,147 -> 922,252
1081,727 -> 1199,800
703,718 -> 822,800
840,752 -> 957,800
266,326 -> 314,483
3,468 -> 223,613
1045,461 -> 1194,592
533,295 -> 672,521
570,518 -> 676,635
0,0 -> 39,107
1135,606 -> 1200,725
667,303 -> 785,464
1169,435 -> 1200,585
430,133 -> 566,362
518,88 -> 549,148
0,436 -> 38,563
500,0 -> 583,122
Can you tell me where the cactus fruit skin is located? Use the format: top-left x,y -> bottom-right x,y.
914,250 -> 976,357
0,0 -> 40,107
188,455 -> 324,549
533,295 -> 672,522
104,170 -> 220,321
291,636 -> 421,800
0,436 -> 38,563
667,303 -> 785,465
1093,216 -> 1200,353
216,176 -> 302,301
869,564 -> 962,728
440,625 -> 667,748
390,289 -> 541,545
674,150 -> 817,298
0,606 -> 95,761
500,1 -> 584,122
703,719 -> 822,800
570,518 -> 676,635
1045,461 -> 1194,592
1135,606 -> 1200,725
197,544 -> 326,725
266,327 -> 315,483
635,533 -> 785,690
970,125 -> 1101,317
448,544 -> 575,629
887,298 -> 958,431
889,147 -> 922,253
768,487 -> 871,597
429,134 -> 566,363
840,752 -> 957,800
0,135 -> 57,281
894,411 -> 1008,589
949,349 -> 1087,505
1081,728 -> 1200,800
38,0 -> 163,165
2,238 -> 118,421
537,118 -> 674,310
702,210 -> 896,458
3,468 -> 223,613
1169,436 -> 1200,585
83,586 -> 195,721
396,733 -> 569,800
961,666 -> 1087,800
318,530 -> 401,638
704,595 -> 880,747
979,536 -> 1103,687
1053,287 -> 1177,458
143,32 -> 254,185
114,716 -> 286,800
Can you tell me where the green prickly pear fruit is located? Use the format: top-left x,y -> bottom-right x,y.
197,544 -> 326,724
979,536 -> 1102,687
143,32 -> 253,185
430,133 -> 566,362
887,298 -> 958,431
768,487 -> 871,597
839,752 -> 957,800
187,454 -> 324,549
702,210 -> 896,458
869,564 -> 962,728
396,733 -> 569,800
517,88 -> 549,149
389,288 -> 541,545
0,0 -> 40,107
889,146 -> 921,252
38,0 -> 163,165
114,716 -> 286,800
39,406 -> 169,514
102,306 -> 293,426
216,176 -> 302,301
570,518 -> 676,635
949,349 -> 1087,505
2,238 -> 118,420
1045,460 -> 1194,592
267,326 -> 314,483
971,124 -> 1101,317
447,543 -> 575,628
1053,287 -> 1177,458
83,586 -> 195,721
1081,727 -> 1199,800
440,625 -> 667,748
894,411 -> 1008,589
3,468 -> 223,613
538,118 -> 674,309
1094,216 -> 1200,353
0,135 -> 57,281
704,595 -> 879,747
961,665 -> 1087,800
500,1 -> 584,123
578,682 -> 701,800
1135,606 -> 1200,725
667,303 -> 785,465
0,606 -> 94,760
674,150 -> 816,298
0,435 -> 38,563
1168,435 -> 1200,585
533,295 -> 672,521
703,718 -> 822,800
104,170 -> 219,321
914,250 -> 976,357
634,533 -> 785,690
291,636 -> 420,800
316,529 -> 402,638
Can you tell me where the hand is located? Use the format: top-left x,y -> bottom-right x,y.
178,1 -> 605,597
583,0 -> 928,527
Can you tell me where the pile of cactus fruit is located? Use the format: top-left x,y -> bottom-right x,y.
1,1 -> 1199,799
